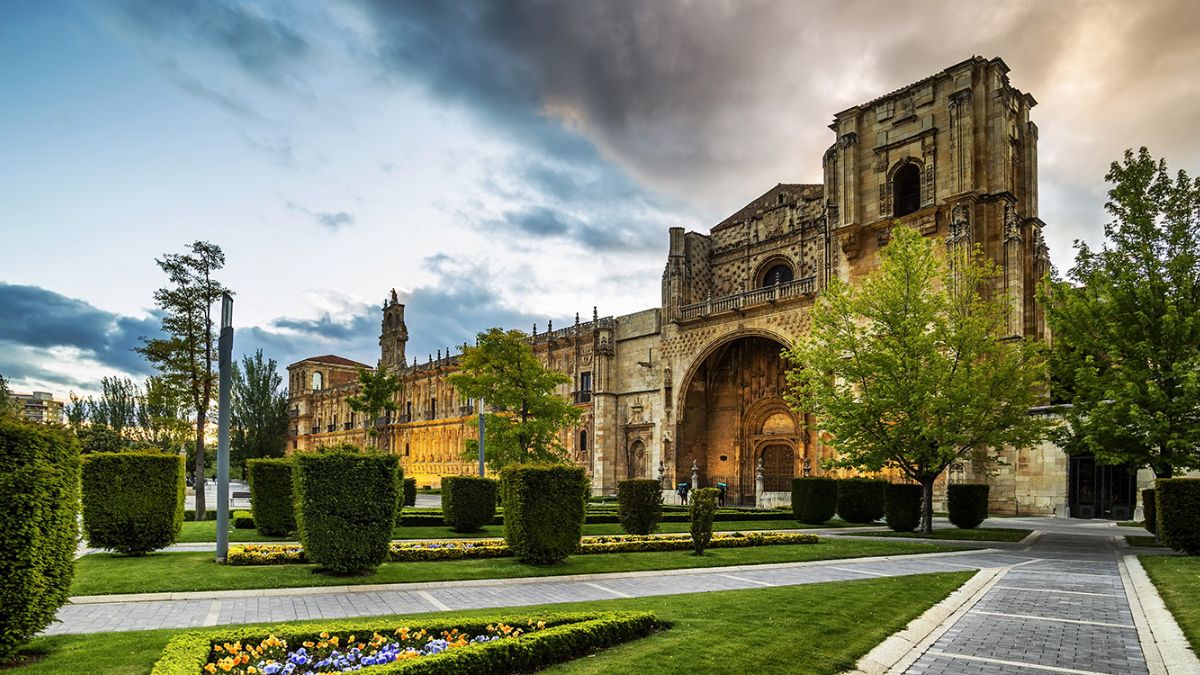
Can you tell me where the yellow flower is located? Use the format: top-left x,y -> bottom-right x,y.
204,665 -> 217,674
320,631 -> 329,639
303,641 -> 314,648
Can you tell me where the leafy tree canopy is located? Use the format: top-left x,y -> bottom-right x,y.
232,349 -> 290,464
344,364 -> 402,448
787,226 -> 1049,532
449,328 -> 581,472
1043,148 -> 1200,477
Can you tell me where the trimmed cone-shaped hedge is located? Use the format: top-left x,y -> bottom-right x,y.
294,451 -> 401,574
501,464 -> 587,564
1142,488 -> 1157,534
442,476 -> 497,532
617,479 -> 664,535
1157,478 -> 1200,555
403,477 -> 417,507
947,483 -> 990,529
792,477 -> 838,524
0,419 -> 81,660
248,458 -> 295,537
885,483 -> 922,532
837,478 -> 887,523
689,487 -> 720,554
82,452 -> 184,555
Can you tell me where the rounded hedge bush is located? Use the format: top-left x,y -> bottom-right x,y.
248,458 -> 295,537
947,483 -> 990,529
689,487 -> 720,554
0,419 -> 81,660
294,451 -> 401,574
82,452 -> 184,555
403,477 -> 417,507
501,464 -> 587,564
442,476 -> 497,532
232,510 -> 255,529
1141,488 -> 1157,534
837,478 -> 887,523
792,477 -> 838,524
1157,478 -> 1200,555
885,483 -> 922,532
617,479 -> 664,535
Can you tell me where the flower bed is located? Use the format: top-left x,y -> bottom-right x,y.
152,611 -> 659,674
227,531 -> 818,566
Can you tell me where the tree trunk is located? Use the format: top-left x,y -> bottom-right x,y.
920,477 -> 935,534
193,410 -> 206,521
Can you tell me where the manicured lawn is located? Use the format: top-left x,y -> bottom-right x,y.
1118,521 -> 1146,528
13,572 -> 971,674
1126,535 -> 1163,548
857,527 -> 1032,542
174,518 -> 867,543
71,539 -> 962,596
1140,556 -> 1200,653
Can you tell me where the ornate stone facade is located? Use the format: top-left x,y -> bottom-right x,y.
287,56 -> 1084,515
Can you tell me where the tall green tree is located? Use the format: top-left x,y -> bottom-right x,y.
231,350 -> 290,473
344,365 -> 402,450
85,376 -> 139,436
786,226 -> 1049,532
1043,148 -> 1200,477
449,328 -> 581,472
135,376 -> 191,451
0,373 -> 20,420
136,240 -> 227,520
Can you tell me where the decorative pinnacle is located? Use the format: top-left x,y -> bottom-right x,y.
547,319 -> 552,332
593,306 -> 598,322
575,312 -> 580,325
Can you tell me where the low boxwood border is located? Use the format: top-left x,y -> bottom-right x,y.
151,611 -> 661,674
398,507 -> 794,527
227,531 -> 820,565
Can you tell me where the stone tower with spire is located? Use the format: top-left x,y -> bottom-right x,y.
379,289 -> 408,372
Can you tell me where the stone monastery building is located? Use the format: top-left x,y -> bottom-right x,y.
287,57 -> 1139,520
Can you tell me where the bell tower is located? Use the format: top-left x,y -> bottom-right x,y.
380,289 -> 408,371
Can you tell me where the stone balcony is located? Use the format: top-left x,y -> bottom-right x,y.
676,276 -> 817,322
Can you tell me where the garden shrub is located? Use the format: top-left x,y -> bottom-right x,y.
617,479 -> 664,535
947,483 -> 990,529
689,487 -> 720,554
151,611 -> 660,675
232,510 -> 255,529
442,476 -> 497,532
294,450 -> 401,574
82,452 -> 184,555
0,419 -> 81,660
837,478 -> 887,523
885,483 -> 923,532
501,464 -> 587,564
1142,488 -> 1157,534
248,458 -> 295,537
404,477 -> 417,507
1156,478 -> 1200,555
791,477 -> 838,524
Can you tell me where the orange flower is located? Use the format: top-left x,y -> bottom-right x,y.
204,665 -> 217,674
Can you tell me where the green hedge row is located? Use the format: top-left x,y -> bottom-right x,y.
82,452 -> 184,555
1157,478 -> 1200,555
0,419 -> 81,660
225,531 -> 820,565
294,451 -> 401,574
947,484 -> 989,529
248,458 -> 295,537
885,483 -> 922,532
501,464 -> 588,564
792,477 -> 838,524
232,510 -> 255,529
617,479 -> 663,535
837,478 -> 886,523
151,611 -> 660,674
442,476 -> 497,532
398,508 -> 792,527
1142,488 -> 1157,534
404,477 -> 417,507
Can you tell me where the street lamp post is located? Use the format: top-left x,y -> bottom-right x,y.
477,398 -> 485,477
215,292 -> 234,563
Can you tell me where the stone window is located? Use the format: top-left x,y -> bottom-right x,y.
579,429 -> 588,455
312,371 -> 323,391
893,163 -> 921,217
758,263 -> 794,288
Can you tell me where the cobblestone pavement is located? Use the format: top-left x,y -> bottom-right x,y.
903,531 -> 1149,675
48,548 -> 1012,636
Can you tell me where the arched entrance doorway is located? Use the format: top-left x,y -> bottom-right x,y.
675,335 -> 807,504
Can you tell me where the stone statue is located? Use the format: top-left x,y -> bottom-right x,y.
803,456 -> 812,477
755,457 -> 765,509
691,459 -> 700,490
657,461 -> 665,487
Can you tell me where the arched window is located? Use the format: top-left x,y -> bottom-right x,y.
405,442 -> 410,457
312,372 -> 323,390
579,430 -> 588,455
893,163 -> 921,217
759,263 -> 794,288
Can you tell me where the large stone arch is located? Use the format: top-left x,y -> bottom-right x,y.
673,330 -> 798,504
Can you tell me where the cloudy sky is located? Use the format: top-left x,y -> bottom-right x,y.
2,0 -> 1198,397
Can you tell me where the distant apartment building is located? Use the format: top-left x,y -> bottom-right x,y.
14,391 -> 66,424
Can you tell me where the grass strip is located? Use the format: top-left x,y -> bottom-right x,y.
856,527 -> 1031,542
13,573 -> 970,675
71,539 -> 962,596
1140,556 -> 1200,654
